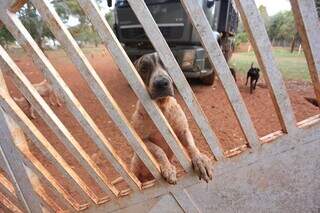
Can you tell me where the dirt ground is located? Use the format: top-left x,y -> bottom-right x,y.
2,48 -> 319,204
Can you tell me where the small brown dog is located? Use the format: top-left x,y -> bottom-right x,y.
14,79 -> 62,119
130,53 -> 213,184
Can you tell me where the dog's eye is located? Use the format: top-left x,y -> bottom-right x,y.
139,61 -> 153,73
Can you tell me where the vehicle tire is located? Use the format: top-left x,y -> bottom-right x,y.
201,71 -> 215,85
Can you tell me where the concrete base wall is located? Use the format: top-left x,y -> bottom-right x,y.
115,135 -> 319,213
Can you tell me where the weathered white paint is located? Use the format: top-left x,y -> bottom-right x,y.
0,0 -> 319,212
290,0 -> 320,107
235,0 -> 297,134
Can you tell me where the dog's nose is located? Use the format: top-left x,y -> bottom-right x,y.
154,77 -> 170,89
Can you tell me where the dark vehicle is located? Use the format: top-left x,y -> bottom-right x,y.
107,0 -> 239,85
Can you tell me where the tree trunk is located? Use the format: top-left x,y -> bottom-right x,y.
290,35 -> 296,53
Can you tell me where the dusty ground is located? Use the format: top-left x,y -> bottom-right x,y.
1,48 -> 319,205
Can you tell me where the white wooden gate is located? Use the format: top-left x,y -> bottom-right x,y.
0,0 -> 319,212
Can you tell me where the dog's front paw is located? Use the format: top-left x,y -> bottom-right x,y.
160,163 -> 177,185
192,153 -> 213,183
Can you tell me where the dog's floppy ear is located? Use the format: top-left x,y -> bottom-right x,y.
134,55 -> 154,85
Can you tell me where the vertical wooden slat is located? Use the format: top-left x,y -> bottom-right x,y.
29,0 -> 157,186
0,43 -> 115,202
0,109 -> 42,213
126,0 -> 260,151
18,141 -> 82,211
0,191 -> 23,213
290,0 -> 320,107
0,68 -> 42,212
43,0 -> 190,169
0,4 -> 161,182
0,92 -> 92,210
78,0 -> 192,170
0,175 -> 22,212
1,64 -> 86,210
235,0 -> 297,134
126,0 -> 225,158
0,2 -> 141,190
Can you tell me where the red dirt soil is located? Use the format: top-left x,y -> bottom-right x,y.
1,48 -> 319,207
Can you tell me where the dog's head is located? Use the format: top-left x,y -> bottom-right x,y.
249,63 -> 260,73
134,53 -> 174,100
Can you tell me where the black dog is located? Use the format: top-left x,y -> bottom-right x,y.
230,67 -> 237,82
246,63 -> 260,94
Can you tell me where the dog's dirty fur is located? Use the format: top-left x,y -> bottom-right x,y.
131,53 -> 213,184
246,63 -> 260,94
13,79 -> 62,119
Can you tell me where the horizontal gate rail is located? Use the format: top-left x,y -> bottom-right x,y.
179,0 -> 261,149
290,0 -> 320,107
235,0 -> 297,134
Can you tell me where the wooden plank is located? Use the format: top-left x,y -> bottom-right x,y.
23,166 -> 64,213
18,141 -> 81,211
0,2 -> 160,185
0,44 -> 115,202
9,0 -> 28,12
0,1 -> 141,190
78,0 -> 192,170
0,109 -> 42,213
29,0 -> 152,189
0,70 -> 87,210
0,177 -> 22,211
59,1 -> 191,170
290,0 -> 320,107
174,0 -> 260,149
85,117 -> 320,213
0,191 -> 23,213
126,0 -> 225,159
0,110 -> 72,212
0,92 -> 92,211
171,188 -> 201,213
234,0 -> 297,134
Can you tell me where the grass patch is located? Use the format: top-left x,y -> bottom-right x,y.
230,48 -> 310,81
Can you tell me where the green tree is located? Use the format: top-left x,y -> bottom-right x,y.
258,5 -> 270,28
105,9 -> 115,27
268,11 -> 296,44
0,26 -> 15,49
52,0 -> 102,46
18,2 -> 54,50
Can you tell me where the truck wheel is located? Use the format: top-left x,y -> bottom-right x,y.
201,71 -> 215,85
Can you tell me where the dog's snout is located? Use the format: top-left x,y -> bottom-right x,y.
154,77 -> 170,89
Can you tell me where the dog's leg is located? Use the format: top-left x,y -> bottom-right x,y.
253,78 -> 258,90
246,74 -> 249,86
49,93 -> 55,106
53,92 -> 62,107
29,103 -> 36,119
131,140 -> 177,184
170,102 -> 213,182
177,129 -> 213,182
250,78 -> 254,94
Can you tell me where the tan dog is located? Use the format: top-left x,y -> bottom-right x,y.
14,79 -> 62,119
131,53 -> 213,184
